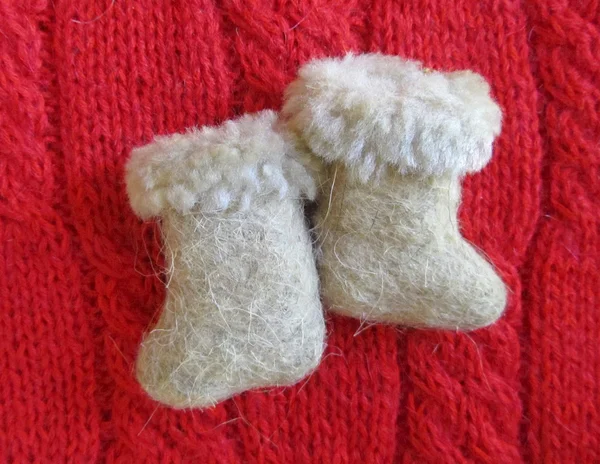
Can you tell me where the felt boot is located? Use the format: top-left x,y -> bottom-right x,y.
283,54 -> 506,330
126,111 -> 324,408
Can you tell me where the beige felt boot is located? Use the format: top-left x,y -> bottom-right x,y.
126,111 -> 324,408
283,54 -> 506,330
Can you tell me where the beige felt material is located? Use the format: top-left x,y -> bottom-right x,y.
126,111 -> 325,408
283,53 -> 507,330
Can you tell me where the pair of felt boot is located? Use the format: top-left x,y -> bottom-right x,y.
126,54 -> 507,409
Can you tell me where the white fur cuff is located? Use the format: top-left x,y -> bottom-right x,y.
126,110 -> 316,219
283,53 -> 502,181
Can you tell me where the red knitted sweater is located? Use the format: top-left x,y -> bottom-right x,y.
1,0 -> 598,462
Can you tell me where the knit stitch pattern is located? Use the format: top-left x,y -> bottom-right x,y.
0,0 -> 598,462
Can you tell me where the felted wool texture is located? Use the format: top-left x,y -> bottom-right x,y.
283,54 -> 507,330
126,110 -> 325,408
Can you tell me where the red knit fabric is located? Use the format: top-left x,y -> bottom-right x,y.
1,0 -> 598,462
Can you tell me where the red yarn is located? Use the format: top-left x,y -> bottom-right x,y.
0,0 -> 598,462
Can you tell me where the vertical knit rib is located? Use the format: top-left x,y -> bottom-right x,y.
524,1 -> 600,462
0,1 -> 99,461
